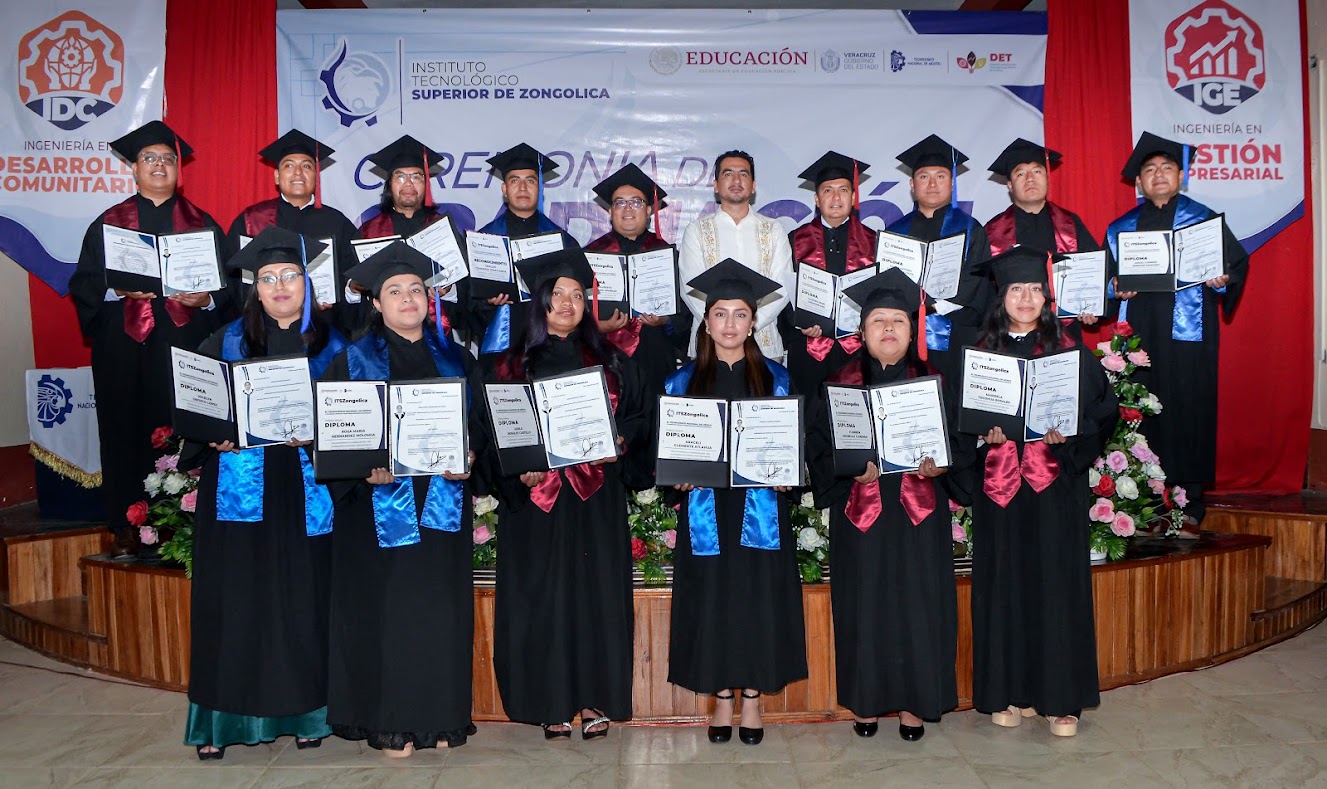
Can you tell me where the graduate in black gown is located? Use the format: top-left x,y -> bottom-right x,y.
664,259 -> 807,747
481,248 -> 647,740
1105,133 -> 1248,526
966,247 -> 1118,738
807,268 -> 958,743
184,228 -> 347,759
68,121 -> 226,557
321,242 -> 480,757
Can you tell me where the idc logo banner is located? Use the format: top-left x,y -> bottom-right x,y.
1131,0 -> 1302,251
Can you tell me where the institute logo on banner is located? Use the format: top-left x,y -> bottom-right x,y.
320,39 -> 392,128
956,51 -> 987,74
16,11 -> 125,131
35,374 -> 74,429
1164,0 -> 1265,115
890,50 -> 906,73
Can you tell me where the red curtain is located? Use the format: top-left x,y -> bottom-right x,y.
1046,0 -> 1312,494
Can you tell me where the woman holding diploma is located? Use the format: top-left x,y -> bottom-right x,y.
483,248 -> 646,740
185,228 -> 346,759
665,259 -> 806,747
321,242 -> 481,757
806,267 -> 957,742
967,246 -> 1117,737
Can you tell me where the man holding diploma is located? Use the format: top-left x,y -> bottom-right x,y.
69,121 -> 224,559
1104,132 -> 1250,526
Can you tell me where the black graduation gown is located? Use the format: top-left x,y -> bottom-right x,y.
1107,198 -> 1248,485
68,194 -> 225,530
1002,204 -> 1101,344
187,319 -> 331,718
807,357 -> 958,720
906,206 -> 993,381
968,335 -> 1117,719
667,359 -> 808,694
780,221 -> 861,397
483,333 -> 645,724
471,211 -> 579,354
321,328 -> 478,750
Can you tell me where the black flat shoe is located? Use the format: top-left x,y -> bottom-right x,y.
195,745 -> 225,761
708,725 -> 733,743
542,722 -> 572,740
295,738 -> 322,750
852,721 -> 878,738
738,726 -> 764,745
898,723 -> 925,742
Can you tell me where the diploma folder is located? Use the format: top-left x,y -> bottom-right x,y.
820,384 -> 879,477
387,377 -> 471,477
169,348 -> 238,446
103,226 -> 224,296
654,395 -> 730,488
823,376 -> 952,477
482,382 -> 549,476
1116,215 -> 1226,294
311,380 -> 389,483
957,347 -> 1080,440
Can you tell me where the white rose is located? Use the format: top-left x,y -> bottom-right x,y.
800,492 -> 815,508
819,508 -> 830,528
797,526 -> 822,552
1143,393 -> 1163,414
1088,468 -> 1101,487
474,496 -> 497,515
144,472 -> 163,496
636,487 -> 660,505
1143,462 -> 1166,481
1116,475 -> 1139,500
162,473 -> 188,495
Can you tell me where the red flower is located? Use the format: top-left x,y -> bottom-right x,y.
1120,406 -> 1144,423
126,501 -> 149,527
630,537 -> 648,561
1092,475 -> 1116,497
1113,321 -> 1133,338
150,426 -> 173,449
1162,486 -> 1173,508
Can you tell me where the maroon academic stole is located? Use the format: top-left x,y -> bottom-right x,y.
792,217 -> 875,362
985,201 -> 1079,256
584,230 -> 669,356
102,195 -> 209,341
827,359 -> 936,530
495,347 -> 622,511
241,199 -> 280,237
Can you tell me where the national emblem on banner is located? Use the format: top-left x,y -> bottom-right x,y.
16,11 -> 125,131
1163,0 -> 1265,115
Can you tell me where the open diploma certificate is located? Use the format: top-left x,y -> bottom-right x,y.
870,378 -> 951,472
959,348 -> 1080,441
405,216 -> 468,288
169,348 -> 235,444
510,232 -> 566,301
103,225 -> 222,294
874,230 -> 965,300
316,382 -> 386,451
658,396 -> 727,462
351,236 -> 400,263
794,265 -> 875,337
729,397 -> 804,487
482,382 -> 545,475
1054,251 -> 1107,317
628,248 -> 678,316
232,356 -> 315,448
532,367 -> 618,469
1117,215 -> 1224,292
389,379 -> 468,476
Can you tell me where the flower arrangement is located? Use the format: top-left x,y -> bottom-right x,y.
129,427 -> 199,575
950,500 -> 973,558
791,493 -> 830,583
471,495 -> 499,569
1090,322 -> 1188,560
627,487 -> 677,585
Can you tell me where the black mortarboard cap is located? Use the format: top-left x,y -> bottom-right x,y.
226,226 -> 326,275
342,240 -> 436,296
367,135 -> 444,175
1122,131 -> 1193,181
841,266 -> 922,317
259,129 -> 334,167
685,258 -> 781,309
988,138 -> 1062,178
798,150 -> 870,188
592,163 -> 668,209
514,247 -> 596,295
897,134 -> 968,172
487,142 -> 558,179
984,245 -> 1069,289
110,120 -> 193,162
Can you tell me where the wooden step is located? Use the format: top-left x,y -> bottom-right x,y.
2,526 -> 110,605
1254,576 -> 1327,618
0,595 -> 106,668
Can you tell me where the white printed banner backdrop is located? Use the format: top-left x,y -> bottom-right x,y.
26,367 -> 100,480
277,9 -> 1046,246
0,1 -> 166,295
1130,0 -> 1304,251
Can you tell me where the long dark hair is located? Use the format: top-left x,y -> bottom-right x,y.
241,284 -> 330,358
521,277 -> 623,380
977,283 -> 1063,352
687,299 -> 771,397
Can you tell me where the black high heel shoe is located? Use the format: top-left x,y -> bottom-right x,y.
295,737 -> 322,750
708,691 -> 734,743
195,745 -> 225,761
738,691 -> 764,745
852,720 -> 879,738
541,722 -> 572,740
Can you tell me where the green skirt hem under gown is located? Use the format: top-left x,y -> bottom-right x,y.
183,702 -> 332,747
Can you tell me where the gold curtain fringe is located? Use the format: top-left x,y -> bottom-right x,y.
28,443 -> 102,489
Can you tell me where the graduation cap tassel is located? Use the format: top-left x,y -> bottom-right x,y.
422,149 -> 434,208
916,286 -> 928,363
591,274 -> 600,324
652,184 -> 662,241
314,142 -> 323,209
174,137 -> 183,189
852,160 -> 860,213
434,287 -> 444,336
299,235 -> 313,334
536,154 -> 545,217
1046,250 -> 1056,308
950,148 -> 957,208
1181,144 -> 1190,189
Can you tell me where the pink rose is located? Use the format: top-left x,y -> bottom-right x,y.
662,529 -> 677,549
1130,443 -> 1158,464
155,453 -> 179,473
188,467 -> 202,479
1090,497 -> 1116,523
1093,457 -> 1106,470
949,498 -> 963,513
139,526 -> 159,546
1105,451 -> 1130,473
1173,486 -> 1189,508
1101,353 -> 1126,372
1127,350 -> 1151,367
180,490 -> 197,513
1095,341 -> 1114,354
473,525 -> 492,545
1148,479 -> 1165,495
952,521 -> 967,543
1111,512 -> 1136,537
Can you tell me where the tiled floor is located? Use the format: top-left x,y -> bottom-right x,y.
2,624 -> 1326,788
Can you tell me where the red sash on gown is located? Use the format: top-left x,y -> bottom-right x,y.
102,195 -> 209,342
791,217 -> 876,361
